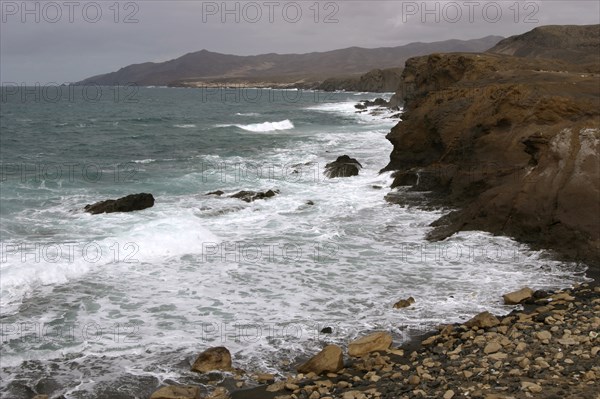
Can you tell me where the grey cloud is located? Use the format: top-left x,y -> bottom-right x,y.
1,0 -> 598,82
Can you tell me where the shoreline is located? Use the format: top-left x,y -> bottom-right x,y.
225,283 -> 599,399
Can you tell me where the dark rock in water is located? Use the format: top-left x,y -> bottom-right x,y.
206,190 -> 225,196
355,97 -> 390,110
84,193 -> 154,214
393,297 -> 415,309
306,200 -> 315,205
369,98 -> 389,107
230,189 -> 279,203
320,327 -> 333,334
324,155 -> 362,178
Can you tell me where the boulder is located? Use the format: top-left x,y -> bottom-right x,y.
464,311 -> 500,329
84,193 -> 154,214
191,347 -> 233,373
324,155 -> 362,178
297,345 -> 344,375
150,386 -> 201,399
503,287 -> 534,305
206,190 -> 225,196
348,332 -> 393,357
229,189 -> 279,202
393,297 -> 415,309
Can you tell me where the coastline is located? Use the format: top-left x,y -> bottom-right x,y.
223,283 -> 599,399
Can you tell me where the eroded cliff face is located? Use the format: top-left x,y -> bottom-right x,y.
317,68 -> 403,93
384,52 -> 600,266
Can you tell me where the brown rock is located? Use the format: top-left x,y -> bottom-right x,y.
502,287 -> 534,304
408,375 -> 420,385
484,342 -> 502,354
464,312 -> 500,328
191,347 -> 233,373
348,332 -> 393,357
521,381 -> 542,393
297,345 -> 344,375
150,386 -> 201,399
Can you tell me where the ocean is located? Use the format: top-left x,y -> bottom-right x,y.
0,86 -> 588,398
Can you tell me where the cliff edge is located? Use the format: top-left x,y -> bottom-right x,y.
383,36 -> 599,270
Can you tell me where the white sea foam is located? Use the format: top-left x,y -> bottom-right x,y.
173,124 -> 197,128
219,119 -> 295,132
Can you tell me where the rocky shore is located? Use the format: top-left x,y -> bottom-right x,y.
137,284 -> 599,399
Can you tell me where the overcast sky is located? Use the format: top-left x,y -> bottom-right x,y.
1,0 -> 599,83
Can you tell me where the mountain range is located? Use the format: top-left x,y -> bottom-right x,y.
77,36 -> 503,87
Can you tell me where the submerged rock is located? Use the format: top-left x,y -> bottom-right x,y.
84,193 -> 154,214
229,189 -> 279,202
324,155 -> 362,178
393,296 -> 415,309
191,346 -> 233,373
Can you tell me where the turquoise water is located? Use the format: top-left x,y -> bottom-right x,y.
0,87 -> 588,398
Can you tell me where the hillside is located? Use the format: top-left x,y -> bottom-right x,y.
77,36 -> 502,87
487,24 -> 600,70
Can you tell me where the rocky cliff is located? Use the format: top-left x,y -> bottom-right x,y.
383,46 -> 599,267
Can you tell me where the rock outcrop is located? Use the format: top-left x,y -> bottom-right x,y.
383,46 -> 600,269
84,193 -> 154,214
324,155 -> 363,178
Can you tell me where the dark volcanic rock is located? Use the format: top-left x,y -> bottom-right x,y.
324,155 -> 363,178
84,193 -> 154,214
229,189 -> 279,202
